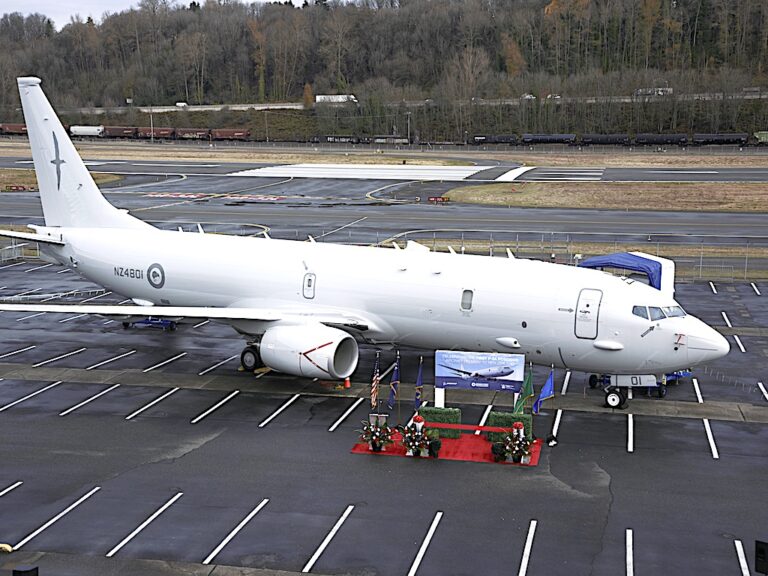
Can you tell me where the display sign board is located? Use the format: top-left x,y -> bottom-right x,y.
435,350 -> 525,392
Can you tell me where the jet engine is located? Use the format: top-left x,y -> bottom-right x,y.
259,324 -> 359,379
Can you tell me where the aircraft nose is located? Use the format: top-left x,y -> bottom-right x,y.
687,319 -> 730,364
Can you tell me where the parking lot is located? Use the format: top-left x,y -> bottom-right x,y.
0,260 -> 766,575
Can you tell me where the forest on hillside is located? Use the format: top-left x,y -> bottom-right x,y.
1,0 -> 767,139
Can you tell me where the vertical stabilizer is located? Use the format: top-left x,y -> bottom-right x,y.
17,77 -> 147,229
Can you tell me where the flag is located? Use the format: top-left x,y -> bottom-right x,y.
533,369 -> 555,415
387,351 -> 401,409
414,356 -> 423,410
370,351 -> 380,409
513,368 -> 534,414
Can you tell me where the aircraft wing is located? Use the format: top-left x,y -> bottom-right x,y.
437,363 -> 473,376
0,303 -> 373,330
0,229 -> 65,245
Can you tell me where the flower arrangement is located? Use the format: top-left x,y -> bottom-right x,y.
400,423 -> 430,456
359,420 -> 394,452
492,421 -> 531,463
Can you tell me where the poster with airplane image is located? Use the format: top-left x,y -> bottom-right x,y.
435,350 -> 525,392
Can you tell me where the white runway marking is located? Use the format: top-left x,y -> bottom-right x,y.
125,388 -> 180,420
86,350 -> 137,370
692,378 -> 704,403
751,282 -> 761,296
230,163 -> 487,181
551,409 -> 563,437
475,404 -> 493,435
0,381 -> 62,413
106,492 -> 183,557
58,313 -> 87,323
560,370 -> 571,395
407,511 -> 444,576
316,217 -> 368,240
734,540 -> 750,576
524,176 -> 602,181
24,262 -> 53,272
709,281 -> 718,294
142,352 -> 187,372
0,345 -> 36,359
302,505 -> 355,573
59,384 -> 121,416
721,311 -> 732,328
627,414 -> 634,453
203,498 -> 270,565
13,486 -> 101,550
703,419 -> 719,459
649,170 -> 719,174
190,390 -> 240,424
733,335 -> 746,353
494,166 -> 536,181
33,347 -> 87,367
0,481 -> 23,497
626,529 -> 634,576
193,319 -> 210,328
328,397 -> 365,432
758,381 -> 768,402
198,354 -> 239,376
259,394 -> 300,428
133,162 -> 219,167
517,519 -> 538,576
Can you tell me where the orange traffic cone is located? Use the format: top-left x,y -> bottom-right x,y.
344,377 -> 351,389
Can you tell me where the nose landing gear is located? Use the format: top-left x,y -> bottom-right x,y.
240,344 -> 262,372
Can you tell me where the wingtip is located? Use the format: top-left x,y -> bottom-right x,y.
17,77 -> 42,87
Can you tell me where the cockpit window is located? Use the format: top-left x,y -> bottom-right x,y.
662,306 -> 686,318
648,306 -> 666,321
632,306 -> 649,320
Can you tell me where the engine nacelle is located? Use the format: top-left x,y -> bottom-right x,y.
259,324 -> 359,380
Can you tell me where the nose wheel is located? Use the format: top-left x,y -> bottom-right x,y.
240,345 -> 262,372
604,387 -> 627,409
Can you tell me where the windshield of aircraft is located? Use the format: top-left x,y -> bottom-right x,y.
632,305 -> 686,320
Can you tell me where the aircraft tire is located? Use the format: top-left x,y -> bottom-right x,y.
589,374 -> 599,389
122,322 -> 130,329
657,384 -> 667,398
241,346 -> 262,371
605,389 -> 623,408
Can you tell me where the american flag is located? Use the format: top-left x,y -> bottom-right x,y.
370,351 -> 381,409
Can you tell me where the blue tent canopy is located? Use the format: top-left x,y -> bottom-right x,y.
579,252 -> 662,291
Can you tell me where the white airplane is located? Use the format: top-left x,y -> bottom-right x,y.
0,77 -> 729,397
438,364 -> 516,380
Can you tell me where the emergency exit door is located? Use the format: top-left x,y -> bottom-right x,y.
575,288 -> 602,339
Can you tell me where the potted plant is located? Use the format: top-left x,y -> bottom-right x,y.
359,420 -> 394,452
426,428 -> 442,458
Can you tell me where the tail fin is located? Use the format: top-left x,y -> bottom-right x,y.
17,77 -> 147,229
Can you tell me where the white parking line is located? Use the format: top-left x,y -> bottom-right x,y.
80,291 -> 112,303
721,311 -> 732,328
0,481 -> 23,497
24,262 -> 53,272
202,498 -> 270,565
328,397 -> 365,432
517,519 -> 538,576
142,352 -> 187,372
125,388 -> 180,420
106,492 -> 184,557
751,282 -> 761,296
758,381 -> 768,402
475,404 -> 493,435
190,390 -> 240,424
198,354 -> 239,376
302,505 -> 355,573
734,540 -> 750,576
407,511 -> 444,576
0,345 -> 36,359
560,370 -> 571,395
703,419 -> 719,459
692,378 -> 704,403
33,347 -> 87,367
193,319 -> 210,328
258,393 -> 300,428
11,287 -> 41,297
733,335 -> 746,353
13,486 -> 101,550
551,409 -> 563,437
16,312 -> 46,322
56,268 -> 71,274
709,281 -> 718,294
626,529 -> 634,576
59,384 -> 121,416
86,350 -> 137,370
0,261 -> 25,270
627,414 -> 634,453
59,313 -> 87,323
0,381 -> 63,413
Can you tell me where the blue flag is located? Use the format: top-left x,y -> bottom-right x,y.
387,353 -> 401,409
533,369 -> 555,415
414,356 -> 423,410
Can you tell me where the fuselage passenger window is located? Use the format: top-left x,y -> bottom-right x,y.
461,289 -> 473,311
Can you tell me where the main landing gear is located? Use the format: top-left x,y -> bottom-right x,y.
240,344 -> 263,372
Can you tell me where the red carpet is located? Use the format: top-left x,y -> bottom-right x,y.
351,432 -> 542,466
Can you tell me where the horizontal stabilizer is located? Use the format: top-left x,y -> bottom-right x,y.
0,229 -> 65,245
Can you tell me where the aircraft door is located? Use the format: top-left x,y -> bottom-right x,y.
302,273 -> 316,299
575,288 -> 602,339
